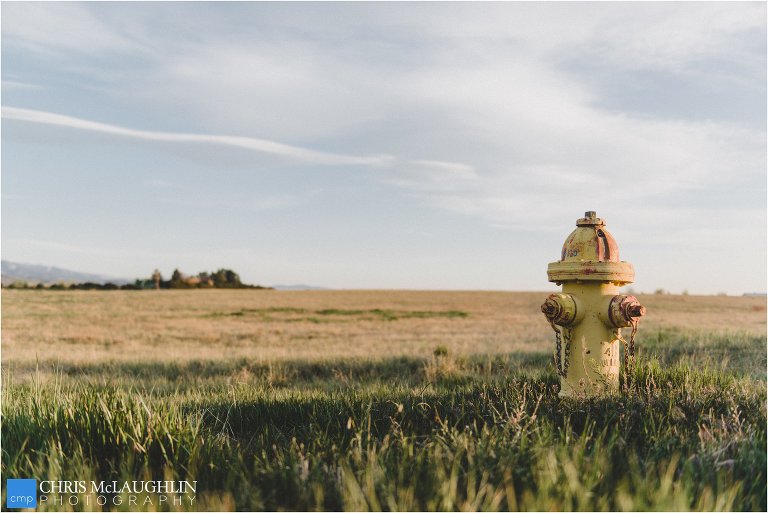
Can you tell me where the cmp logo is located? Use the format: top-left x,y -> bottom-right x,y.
6,479 -> 37,509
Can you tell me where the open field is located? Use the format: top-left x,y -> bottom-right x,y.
2,290 -> 765,371
2,290 -> 766,511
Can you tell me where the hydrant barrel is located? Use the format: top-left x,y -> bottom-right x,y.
543,211 -> 645,396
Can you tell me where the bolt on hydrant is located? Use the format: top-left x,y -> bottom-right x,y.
542,211 -> 646,396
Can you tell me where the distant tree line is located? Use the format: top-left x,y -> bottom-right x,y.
3,268 -> 270,290
156,268 -> 268,289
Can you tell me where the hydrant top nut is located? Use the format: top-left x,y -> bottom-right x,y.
576,211 -> 605,227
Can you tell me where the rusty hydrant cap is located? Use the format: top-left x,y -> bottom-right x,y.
547,211 -> 635,285
561,211 -> 619,263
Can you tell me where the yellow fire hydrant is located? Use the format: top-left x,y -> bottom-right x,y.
542,211 -> 645,396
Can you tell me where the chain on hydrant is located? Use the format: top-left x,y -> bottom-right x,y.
541,211 -> 646,396
550,320 -> 571,378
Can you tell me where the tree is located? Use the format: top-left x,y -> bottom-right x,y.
212,268 -> 243,288
170,269 -> 189,288
151,269 -> 162,290
196,272 -> 212,287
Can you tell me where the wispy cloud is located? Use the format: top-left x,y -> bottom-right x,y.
1,80 -> 43,91
3,237 -> 155,258
410,160 -> 478,179
2,106 -> 394,166
1,2 -> 144,57
158,195 -> 304,212
2,2 -> 764,292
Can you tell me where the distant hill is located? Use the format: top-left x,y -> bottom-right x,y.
1,260 -> 130,286
271,284 -> 331,291
1,260 -> 315,290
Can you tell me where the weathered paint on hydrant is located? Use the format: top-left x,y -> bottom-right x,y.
542,211 -> 645,396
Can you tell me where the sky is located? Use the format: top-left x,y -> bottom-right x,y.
2,1 -> 766,294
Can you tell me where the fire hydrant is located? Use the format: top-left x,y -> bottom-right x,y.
542,211 -> 645,396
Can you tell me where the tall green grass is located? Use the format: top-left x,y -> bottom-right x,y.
2,349 -> 765,511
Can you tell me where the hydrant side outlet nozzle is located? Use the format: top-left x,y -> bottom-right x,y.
542,293 -> 584,327
542,211 -> 646,397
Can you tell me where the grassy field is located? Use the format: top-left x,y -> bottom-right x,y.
2,290 -> 766,511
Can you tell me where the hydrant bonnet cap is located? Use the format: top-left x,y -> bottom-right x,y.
547,211 -> 635,284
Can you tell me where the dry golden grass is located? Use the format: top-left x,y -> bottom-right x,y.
2,289 -> 764,370
2,290 -> 766,511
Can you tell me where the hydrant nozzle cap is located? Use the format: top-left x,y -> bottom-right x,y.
576,210 -> 605,227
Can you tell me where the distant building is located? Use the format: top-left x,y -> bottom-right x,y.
184,276 -> 213,287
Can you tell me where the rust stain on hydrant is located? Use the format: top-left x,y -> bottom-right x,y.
542,211 -> 645,396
